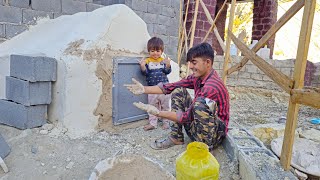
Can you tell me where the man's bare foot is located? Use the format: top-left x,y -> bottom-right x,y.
143,124 -> 156,131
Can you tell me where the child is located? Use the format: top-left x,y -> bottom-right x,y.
139,37 -> 171,131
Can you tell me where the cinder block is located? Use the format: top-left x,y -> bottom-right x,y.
239,149 -> 296,180
22,9 -> 54,25
86,3 -> 103,12
0,24 -> 4,38
158,0 -> 171,6
5,24 -> 28,39
6,76 -> 52,106
62,0 -> 86,14
132,0 -> 147,12
0,133 -> 10,159
31,0 -> 61,12
0,100 -> 47,129
8,0 -> 29,8
0,5 -> 22,24
10,55 -> 57,82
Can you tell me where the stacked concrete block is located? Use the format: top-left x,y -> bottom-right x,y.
0,134 -> 10,159
10,55 -> 57,82
223,127 -> 297,179
0,55 -> 56,130
6,76 -> 52,106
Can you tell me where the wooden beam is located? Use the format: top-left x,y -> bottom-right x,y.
227,0 -> 305,75
177,0 -> 184,65
213,27 -> 226,51
222,0 -> 236,84
200,0 -> 214,24
229,31 -> 294,93
189,0 -> 200,48
280,0 -> 316,170
203,0 -> 227,42
291,88 -> 320,109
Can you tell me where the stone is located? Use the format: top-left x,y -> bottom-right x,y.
250,123 -> 286,145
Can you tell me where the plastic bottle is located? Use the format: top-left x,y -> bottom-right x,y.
176,142 -> 220,180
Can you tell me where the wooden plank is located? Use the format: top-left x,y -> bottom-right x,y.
213,27 -> 226,51
203,0 -> 227,42
177,0 -> 184,65
200,0 -> 214,23
291,88 -> 320,109
227,0 -> 305,76
189,0 -> 200,48
230,31 -> 294,93
177,0 -> 190,65
280,0 -> 316,170
222,0 -> 236,84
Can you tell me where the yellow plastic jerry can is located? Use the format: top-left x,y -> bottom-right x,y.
176,142 -> 220,180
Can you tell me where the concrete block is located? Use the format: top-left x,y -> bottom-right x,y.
77,0 -> 94,2
158,0 -> 171,6
0,134 -> 10,159
132,0 -> 147,12
62,0 -> 87,15
147,2 -> 162,14
124,0 -> 132,7
0,100 -> 47,129
10,55 -> 57,82
143,13 -> 157,24
222,127 -> 264,162
0,5 -> 22,23
5,24 -> 28,39
239,149 -> 296,180
0,24 -> 4,38
22,9 -> 53,25
171,0 -> 179,9
8,0 -> 29,8
31,0 -> 61,12
154,24 -> 167,35
6,76 -> 52,106
158,15 -> 171,26
146,23 -> 154,34
86,3 -> 103,12
161,6 -> 175,17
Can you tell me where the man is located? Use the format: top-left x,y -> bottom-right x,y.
125,42 -> 229,150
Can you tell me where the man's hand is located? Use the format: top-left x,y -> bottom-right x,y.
124,78 -> 145,95
133,102 -> 160,116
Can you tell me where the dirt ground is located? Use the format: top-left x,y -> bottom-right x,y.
0,86 -> 319,180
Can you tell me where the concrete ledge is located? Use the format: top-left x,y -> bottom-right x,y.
0,133 -> 10,159
10,55 -> 57,82
223,127 -> 297,179
0,100 -> 47,129
6,76 -> 52,106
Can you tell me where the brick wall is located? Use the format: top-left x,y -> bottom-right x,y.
214,56 -> 320,89
212,0 -> 227,55
252,0 -> 277,58
0,0 -> 179,59
184,0 -> 217,47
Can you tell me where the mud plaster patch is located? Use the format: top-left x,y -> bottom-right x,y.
63,39 -> 85,57
63,41 -> 145,133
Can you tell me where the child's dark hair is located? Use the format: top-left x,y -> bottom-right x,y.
147,37 -> 164,52
187,42 -> 214,64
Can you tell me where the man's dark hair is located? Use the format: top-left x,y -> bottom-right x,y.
147,37 -> 164,52
186,42 -> 214,63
